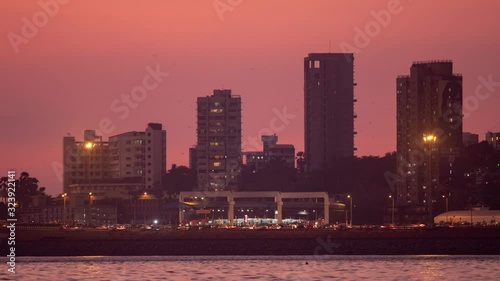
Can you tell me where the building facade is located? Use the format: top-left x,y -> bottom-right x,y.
20,195 -> 117,226
63,130 -> 110,193
245,134 -> 295,173
244,151 -> 267,174
304,53 -> 356,172
396,61 -> 463,224
196,89 -> 242,191
63,123 -> 166,193
486,132 -> 500,150
144,123 -> 167,189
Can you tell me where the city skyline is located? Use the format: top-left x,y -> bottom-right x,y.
2,1 -> 500,196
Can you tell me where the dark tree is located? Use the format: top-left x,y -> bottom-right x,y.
0,172 -> 47,213
164,165 -> 197,193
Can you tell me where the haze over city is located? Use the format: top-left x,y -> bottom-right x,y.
1,0 -> 500,196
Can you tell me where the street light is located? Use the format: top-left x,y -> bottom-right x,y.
84,142 -> 94,149
389,194 -> 395,226
442,194 -> 449,224
347,195 -> 353,227
88,192 -> 93,226
423,134 -> 437,228
85,142 -> 95,227
62,193 -> 67,225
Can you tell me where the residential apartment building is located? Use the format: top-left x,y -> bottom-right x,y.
196,89 -> 242,191
396,60 -> 463,224
63,123 -> 166,193
304,53 -> 356,172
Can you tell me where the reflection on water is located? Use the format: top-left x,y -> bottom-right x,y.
2,255 -> 499,281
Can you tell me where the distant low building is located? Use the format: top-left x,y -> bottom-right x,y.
244,135 -> 295,173
486,132 -> 500,150
245,151 -> 267,173
462,132 -> 479,147
68,182 -> 144,200
20,195 -> 117,226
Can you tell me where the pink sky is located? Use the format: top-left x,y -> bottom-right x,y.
1,0 -> 499,195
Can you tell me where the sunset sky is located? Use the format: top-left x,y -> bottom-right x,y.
1,0 -> 499,195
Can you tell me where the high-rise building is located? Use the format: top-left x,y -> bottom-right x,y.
189,146 -> 198,170
462,132 -> 479,147
485,132 -> 500,150
304,53 -> 356,172
396,61 -> 463,224
196,89 -> 242,191
144,123 -> 167,189
63,123 -> 166,193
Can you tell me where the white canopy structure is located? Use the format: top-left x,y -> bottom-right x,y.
434,208 -> 500,224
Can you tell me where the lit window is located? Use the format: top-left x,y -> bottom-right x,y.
213,162 -> 221,167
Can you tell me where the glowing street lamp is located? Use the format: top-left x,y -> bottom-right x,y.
347,195 -> 353,227
88,192 -> 93,226
442,193 -> 450,223
62,193 -> 67,225
423,134 -> 437,228
389,194 -> 395,225
85,141 -> 95,224
423,134 -> 437,143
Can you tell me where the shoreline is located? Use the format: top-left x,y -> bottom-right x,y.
6,228 -> 500,256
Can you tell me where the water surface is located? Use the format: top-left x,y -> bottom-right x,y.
3,255 -> 499,281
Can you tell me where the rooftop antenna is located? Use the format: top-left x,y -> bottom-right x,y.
329,41 -> 331,53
